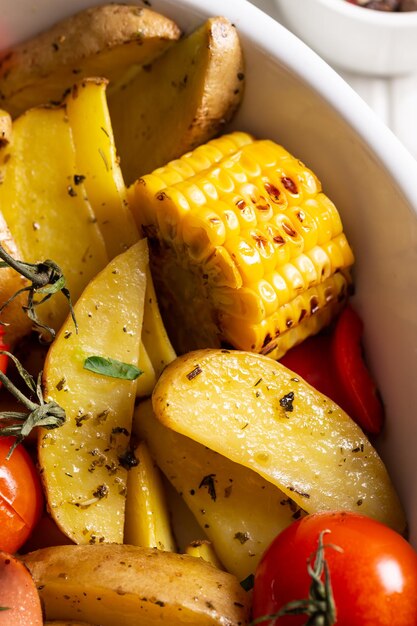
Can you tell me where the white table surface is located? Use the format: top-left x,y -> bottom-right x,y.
249,0 -> 417,161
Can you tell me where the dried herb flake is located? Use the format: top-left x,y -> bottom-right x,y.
279,391 -> 295,412
199,474 -> 217,501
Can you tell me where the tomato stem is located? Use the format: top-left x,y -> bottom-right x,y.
0,351 -> 65,457
251,530 -> 339,626
0,243 -> 77,341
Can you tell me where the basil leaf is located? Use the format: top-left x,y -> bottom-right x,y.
83,356 -> 142,381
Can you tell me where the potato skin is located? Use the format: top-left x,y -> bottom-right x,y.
109,16 -> 245,182
0,5 -> 181,118
23,544 -> 250,626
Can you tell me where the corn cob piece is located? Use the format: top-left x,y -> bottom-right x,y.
129,132 -> 354,359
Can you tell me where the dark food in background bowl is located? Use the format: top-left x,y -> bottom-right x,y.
347,0 -> 417,10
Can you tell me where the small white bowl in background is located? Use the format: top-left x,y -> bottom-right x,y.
274,0 -> 417,76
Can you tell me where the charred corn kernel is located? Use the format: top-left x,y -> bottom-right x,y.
129,133 -> 354,357
286,205 -> 319,251
272,213 -> 305,258
231,195 -> 258,228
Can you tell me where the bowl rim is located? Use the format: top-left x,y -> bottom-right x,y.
233,0 -> 417,206
303,0 -> 417,24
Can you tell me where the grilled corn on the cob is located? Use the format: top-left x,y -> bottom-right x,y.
128,132 -> 354,359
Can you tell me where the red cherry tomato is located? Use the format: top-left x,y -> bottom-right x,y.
280,305 -> 384,434
0,550 -> 43,625
252,512 -> 417,626
0,437 -> 43,553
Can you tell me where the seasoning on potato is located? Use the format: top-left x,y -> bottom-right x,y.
23,544 -> 251,626
39,240 -> 148,545
0,4 -> 182,118
152,348 -> 406,533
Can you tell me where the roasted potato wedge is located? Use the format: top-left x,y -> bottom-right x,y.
23,544 -> 250,625
109,16 -> 244,182
124,440 -> 176,551
136,341 -> 157,398
0,210 -> 32,345
152,349 -> 406,533
135,398 -> 305,579
39,240 -> 148,545
0,5 -> 181,118
0,105 -> 108,338
141,267 -> 177,379
65,78 -> 139,259
185,540 -> 224,569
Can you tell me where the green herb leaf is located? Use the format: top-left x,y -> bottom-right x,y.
84,356 -> 142,381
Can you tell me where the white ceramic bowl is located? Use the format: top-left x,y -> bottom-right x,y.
2,0 -> 417,546
274,0 -> 417,76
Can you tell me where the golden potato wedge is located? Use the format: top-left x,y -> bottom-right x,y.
0,5 -> 181,118
136,341 -> 157,397
152,349 -> 406,534
124,440 -> 176,551
0,210 -> 32,346
0,104 -> 108,337
134,398 -> 305,579
163,477 -> 210,552
185,540 -> 224,570
65,78 -> 139,259
23,544 -> 250,626
39,240 -> 148,545
109,16 -> 244,182
141,266 -> 176,379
